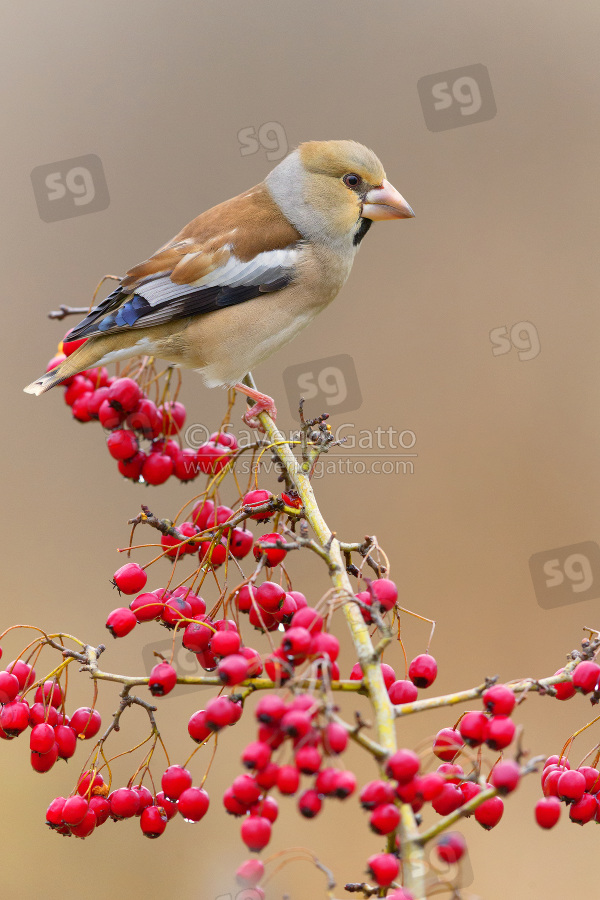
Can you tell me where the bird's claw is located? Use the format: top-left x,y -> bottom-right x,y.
243,397 -> 277,430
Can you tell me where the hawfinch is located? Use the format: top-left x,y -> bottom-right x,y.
25,140 -> 414,423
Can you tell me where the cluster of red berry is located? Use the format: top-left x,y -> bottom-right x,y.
45,765 -> 209,840
0,656 -> 100,773
534,659 -> 600,830
50,331 -> 235,485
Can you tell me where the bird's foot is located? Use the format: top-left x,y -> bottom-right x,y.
234,382 -> 277,430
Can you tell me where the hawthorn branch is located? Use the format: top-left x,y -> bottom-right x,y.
393,666 -> 580,719
242,373 -> 427,897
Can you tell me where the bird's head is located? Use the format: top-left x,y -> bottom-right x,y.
265,139 -> 414,249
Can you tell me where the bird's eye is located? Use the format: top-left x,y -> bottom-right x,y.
343,173 -> 360,188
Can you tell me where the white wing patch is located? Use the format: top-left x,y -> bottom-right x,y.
134,248 -> 300,308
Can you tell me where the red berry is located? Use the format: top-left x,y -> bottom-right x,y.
408,653 -> 437,688
149,662 -> 177,697
243,490 -> 274,521
6,660 -> 35,691
177,787 -> 210,822
361,781 -> 397,810
388,679 -> 418,704
196,441 -> 231,474
31,743 -> 59,773
218,654 -> 250,686
34,681 -> 63,707
107,377 -> 142,413
334,770 -> 357,799
61,330 -> 87,356
370,802 -> 400,834
322,722 -> 348,755
475,793 -> 504,830
253,533 -> 287,566
142,452 -> 174,485
160,400 -> 186,435
490,760 -> 520,795
88,795 -> 110,826
161,596 -> 192,627
106,607 -> 137,638
1,700 -> 30,736
183,618 -> 213,653
371,578 -> 398,612
557,769 -> 586,803
386,749 -> 420,784
255,762 -> 280,790
459,711 -> 488,747
70,707 -> 101,739
211,629 -> 241,657
291,606 -> 323,634
107,429 -> 139,460
242,741 -> 272,771
484,715 -> 515,751
199,540 -> 227,567
572,661 -> 600,694
482,684 -> 516,716
154,791 -> 178,821
230,528 -> 254,558
0,671 -> 20,703
276,764 -> 299,795
62,795 -> 89,826
46,797 -> 67,829
191,498 -> 215,529
295,745 -> 322,775
367,853 -> 399,887
55,725 -> 77,759
210,431 -> 238,450
432,783 -> 464,816
30,723 -> 55,754
186,711 -> 210,745
299,789 -> 322,819
205,696 -> 240,730
311,632 -> 340,662
436,832 -> 467,864
127,398 -> 162,438
569,791 -> 597,824
535,796 -> 561,829
99,398 -> 126,429
417,773 -> 446,802
140,804 -> 168,838
241,816 -> 271,852
161,766 -> 192,800
553,669 -> 576,701
113,563 -> 147,595
256,581 -> 286,612
130,592 -> 165,622
118,451 -> 146,481
64,375 -> 93,407
109,787 -> 140,819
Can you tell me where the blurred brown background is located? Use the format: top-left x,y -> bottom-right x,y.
2,1 -> 599,898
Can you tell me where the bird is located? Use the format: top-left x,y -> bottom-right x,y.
24,139 -> 414,425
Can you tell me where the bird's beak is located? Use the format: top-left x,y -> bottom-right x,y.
361,179 -> 415,220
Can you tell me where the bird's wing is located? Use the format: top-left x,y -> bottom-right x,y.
66,184 -> 303,341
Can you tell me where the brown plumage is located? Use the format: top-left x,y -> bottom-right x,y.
24,140 -> 414,423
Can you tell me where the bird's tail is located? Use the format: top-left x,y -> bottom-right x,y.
23,336 -> 111,396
